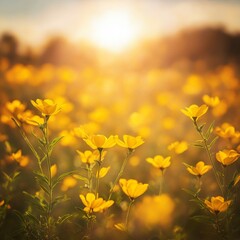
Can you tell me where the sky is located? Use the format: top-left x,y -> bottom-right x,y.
0,0 -> 240,47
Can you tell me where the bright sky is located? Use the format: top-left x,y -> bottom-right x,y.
0,0 -> 240,50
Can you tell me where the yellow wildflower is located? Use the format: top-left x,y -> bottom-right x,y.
119,178 -> 148,199
181,104 -> 208,121
97,166 -> 110,178
76,150 -> 99,165
11,150 -> 29,167
80,193 -> 114,213
25,115 -> 45,126
205,196 -> 231,214
0,200 -> 4,207
202,95 -> 220,107
186,161 -> 212,177
215,123 -> 236,138
61,176 -> 77,191
83,134 -> 116,150
117,135 -> 144,150
146,155 -> 171,171
216,149 -> 240,167
31,99 -> 61,116
168,141 -> 188,154
6,100 -> 26,113
234,175 -> 240,186
50,164 -> 57,178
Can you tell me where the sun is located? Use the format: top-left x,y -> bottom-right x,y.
88,10 -> 140,52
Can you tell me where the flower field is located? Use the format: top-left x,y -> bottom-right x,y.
0,29 -> 240,240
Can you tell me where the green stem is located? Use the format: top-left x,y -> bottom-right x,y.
12,117 -> 43,174
125,199 -> 134,231
108,149 -> 133,200
194,120 -> 223,195
95,149 -> 102,198
43,117 -> 53,239
159,170 -> 164,195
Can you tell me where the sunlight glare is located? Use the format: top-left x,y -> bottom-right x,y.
88,10 -> 140,52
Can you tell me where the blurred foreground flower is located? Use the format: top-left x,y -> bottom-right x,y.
168,141 -> 188,154
216,149 -> 240,167
80,193 -> 114,213
205,196 -> 231,214
185,161 -> 212,177
31,99 -> 62,116
181,104 -> 208,121
215,123 -> 236,139
202,95 -> 220,107
133,194 -> 175,229
119,179 -> 148,200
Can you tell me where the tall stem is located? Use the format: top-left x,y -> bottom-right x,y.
194,120 -> 223,195
125,199 -> 134,231
108,149 -> 132,200
12,117 -> 43,174
159,170 -> 164,195
95,149 -> 102,198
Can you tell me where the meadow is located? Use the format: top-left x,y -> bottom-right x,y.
0,28 -> 240,240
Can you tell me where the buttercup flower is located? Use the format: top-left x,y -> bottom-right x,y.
205,196 -> 231,214
80,193 -> 114,213
146,155 -> 171,171
202,95 -> 220,107
117,135 -> 144,150
31,99 -> 61,116
119,178 -> 148,199
215,123 -> 236,139
11,149 -> 29,167
76,150 -> 100,165
25,115 -> 45,126
83,134 -> 116,150
181,104 -> 208,121
216,149 -> 240,167
168,141 -> 188,154
186,161 -> 212,177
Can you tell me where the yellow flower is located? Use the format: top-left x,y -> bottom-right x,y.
167,141 -> 188,154
97,166 -> 110,178
216,149 -> 240,167
31,99 -> 61,116
215,123 -> 236,138
11,150 -> 29,167
79,193 -> 114,213
76,150 -> 99,165
202,95 -> 220,107
186,161 -> 212,177
83,134 -> 116,150
6,100 -> 26,113
117,135 -> 144,150
205,196 -> 231,214
61,176 -> 77,191
0,200 -> 4,207
119,178 -> 148,199
234,175 -> 240,186
25,115 -> 45,126
50,164 -> 57,178
181,104 -> 208,121
146,155 -> 171,171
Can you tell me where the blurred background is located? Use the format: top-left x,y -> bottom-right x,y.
0,0 -> 240,239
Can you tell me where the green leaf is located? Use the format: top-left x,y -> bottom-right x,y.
23,191 -> 46,211
52,170 -> 77,189
52,195 -> 70,209
57,214 -> 74,224
2,171 -> 12,182
208,136 -> 219,149
193,144 -> 204,148
73,174 -> 89,183
49,136 -> 64,150
205,121 -> 215,140
182,188 -> 197,197
191,215 -> 214,224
